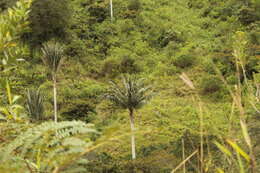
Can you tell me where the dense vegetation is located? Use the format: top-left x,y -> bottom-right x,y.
0,0 -> 259,172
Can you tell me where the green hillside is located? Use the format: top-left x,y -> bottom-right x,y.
0,0 -> 259,172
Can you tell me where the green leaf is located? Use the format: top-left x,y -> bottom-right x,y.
236,151 -> 245,173
6,81 -> 12,105
216,168 -> 225,173
226,139 -> 250,162
214,141 -> 232,157
12,95 -> 21,103
240,119 -> 252,149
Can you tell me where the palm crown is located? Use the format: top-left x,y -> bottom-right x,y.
106,75 -> 152,111
41,41 -> 65,75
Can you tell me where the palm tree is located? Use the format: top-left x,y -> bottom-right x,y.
110,0 -> 113,21
26,88 -> 44,121
106,75 -> 152,159
41,41 -> 65,122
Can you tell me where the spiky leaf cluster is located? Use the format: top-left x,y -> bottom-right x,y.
106,75 -> 152,111
41,41 -> 65,76
26,88 -> 44,121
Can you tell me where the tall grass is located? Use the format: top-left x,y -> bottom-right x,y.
175,31 -> 257,173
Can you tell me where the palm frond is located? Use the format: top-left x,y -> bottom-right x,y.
26,88 -> 44,121
41,41 -> 65,75
105,75 -> 153,110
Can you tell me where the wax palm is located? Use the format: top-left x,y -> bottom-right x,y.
41,41 -> 65,122
106,75 -> 152,159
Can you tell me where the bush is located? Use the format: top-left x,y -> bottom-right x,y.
100,57 -> 141,78
27,0 -> 71,46
173,55 -> 195,68
201,59 -> 215,74
238,6 -> 258,25
200,75 -> 222,95
226,75 -> 237,85
87,0 -> 109,23
127,0 -> 141,11
119,56 -> 141,74
152,62 -> 179,76
100,58 -> 120,78
158,30 -> 184,48
61,100 -> 95,122
123,0 -> 142,18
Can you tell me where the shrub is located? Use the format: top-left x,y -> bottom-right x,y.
119,56 -> 141,74
27,0 -> 71,46
238,6 -> 258,25
226,75 -> 237,85
127,0 -> 141,11
152,62 -> 179,76
158,30 -> 184,48
100,58 -> 120,78
123,0 -> 142,18
100,57 -> 141,78
201,58 -> 215,74
61,100 -> 95,122
173,55 -> 195,68
87,0 -> 109,23
200,75 -> 222,95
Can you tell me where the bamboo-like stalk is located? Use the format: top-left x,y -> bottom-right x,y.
213,32 -> 257,172
179,73 -> 204,173
234,45 -> 256,173
171,150 -> 198,173
53,75 -> 57,123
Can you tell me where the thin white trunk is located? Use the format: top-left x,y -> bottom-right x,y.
53,76 -> 57,123
199,101 -> 203,173
130,109 -> 136,160
182,138 -> 186,173
110,0 -> 113,21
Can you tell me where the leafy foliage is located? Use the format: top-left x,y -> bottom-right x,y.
41,41 -> 65,76
106,75 -> 152,110
1,0 -> 260,172
0,121 -> 96,173
26,0 -> 71,46
26,88 -> 44,121
0,81 -> 24,121
0,0 -> 31,70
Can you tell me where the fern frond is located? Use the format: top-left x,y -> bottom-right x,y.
0,121 -> 96,172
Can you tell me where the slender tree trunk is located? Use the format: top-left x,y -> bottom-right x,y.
129,108 -> 136,160
110,0 -> 113,21
53,75 -> 58,123
197,97 -> 203,173
182,138 -> 186,173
